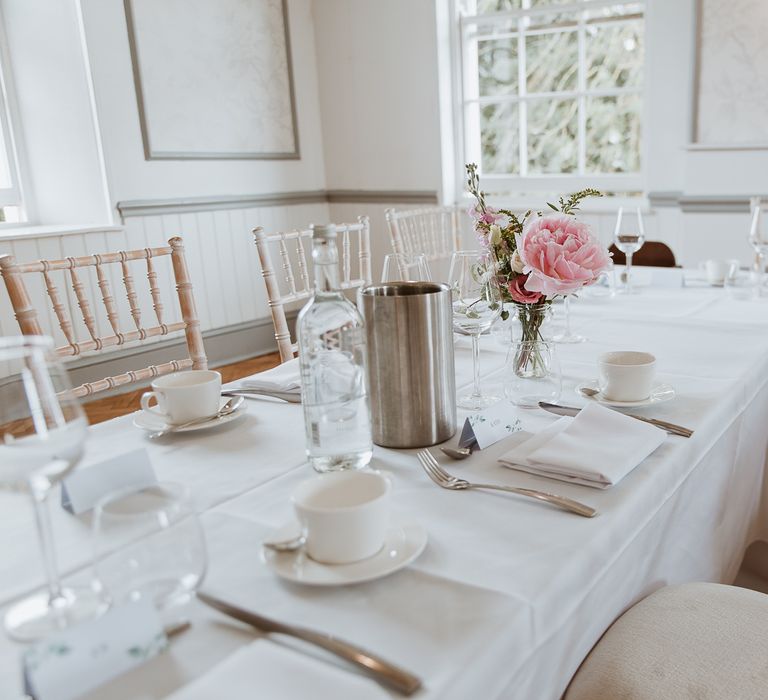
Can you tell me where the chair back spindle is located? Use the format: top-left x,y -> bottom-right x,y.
386,206 -> 462,264
0,237 -> 207,399
252,217 -> 371,363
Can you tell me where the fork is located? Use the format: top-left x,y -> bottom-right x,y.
417,450 -> 597,518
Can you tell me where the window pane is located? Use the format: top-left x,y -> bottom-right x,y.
526,30 -> 578,93
586,20 -> 644,90
527,98 -> 578,174
478,38 -> 518,96
475,0 -> 521,13
0,117 -> 12,190
585,94 -> 641,173
481,102 -> 520,174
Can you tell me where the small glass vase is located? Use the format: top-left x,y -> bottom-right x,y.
493,303 -> 553,346
504,302 -> 561,408
505,340 -> 562,408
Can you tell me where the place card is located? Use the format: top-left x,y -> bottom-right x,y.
23,600 -> 167,700
61,448 -> 157,515
458,402 -> 522,450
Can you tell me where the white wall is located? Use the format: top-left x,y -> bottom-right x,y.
80,0 -> 328,206
315,0 -> 766,268
312,0 -> 443,193
1,0 -> 110,224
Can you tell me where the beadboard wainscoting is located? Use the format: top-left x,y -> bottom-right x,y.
0,201 -> 330,382
0,196 -> 441,386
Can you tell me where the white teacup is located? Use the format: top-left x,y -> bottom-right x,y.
292,470 -> 391,564
140,370 -> 221,425
598,351 -> 656,402
702,259 -> 740,286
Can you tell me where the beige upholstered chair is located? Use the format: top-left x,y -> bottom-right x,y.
565,583 -> 768,700
252,217 -> 371,364
385,206 -> 462,263
0,237 -> 207,398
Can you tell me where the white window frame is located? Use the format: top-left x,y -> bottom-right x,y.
455,0 -> 645,198
0,8 -> 25,221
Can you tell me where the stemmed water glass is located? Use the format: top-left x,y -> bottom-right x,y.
0,336 -> 105,641
613,207 -> 646,294
448,250 -> 502,410
749,198 -> 768,296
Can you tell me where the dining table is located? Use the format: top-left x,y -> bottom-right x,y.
2,279 -> 768,699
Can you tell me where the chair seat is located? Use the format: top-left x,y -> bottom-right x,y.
565,583 -> 768,700
609,240 -> 677,267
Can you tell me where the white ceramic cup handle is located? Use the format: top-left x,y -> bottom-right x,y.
140,391 -> 168,419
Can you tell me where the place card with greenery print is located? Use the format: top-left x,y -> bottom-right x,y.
459,402 -> 522,450
23,600 -> 167,700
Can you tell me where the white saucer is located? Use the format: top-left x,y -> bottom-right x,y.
263,516 -> 427,587
577,380 -> 676,408
133,397 -> 246,433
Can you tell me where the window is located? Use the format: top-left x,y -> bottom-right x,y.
0,24 -> 22,224
458,0 -> 644,196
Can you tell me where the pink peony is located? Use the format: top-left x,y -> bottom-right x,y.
516,215 -> 610,297
508,274 -> 543,304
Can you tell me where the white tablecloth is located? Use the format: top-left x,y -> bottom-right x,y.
2,284 -> 768,699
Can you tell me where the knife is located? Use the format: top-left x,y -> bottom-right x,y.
221,388 -> 301,403
197,591 -> 422,696
538,402 -> 694,438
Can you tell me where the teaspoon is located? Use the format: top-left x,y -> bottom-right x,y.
439,446 -> 473,460
263,534 -> 305,552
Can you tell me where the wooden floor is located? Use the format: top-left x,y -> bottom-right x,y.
82,352 -> 282,425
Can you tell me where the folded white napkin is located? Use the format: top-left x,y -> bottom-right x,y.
241,358 -> 301,393
498,402 -> 666,488
166,639 -> 389,700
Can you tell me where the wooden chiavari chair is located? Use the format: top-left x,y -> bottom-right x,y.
0,236 -> 207,399
252,217 -> 371,364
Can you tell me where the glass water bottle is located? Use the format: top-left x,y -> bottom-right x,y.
297,224 -> 373,472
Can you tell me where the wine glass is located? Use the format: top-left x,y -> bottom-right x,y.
448,250 -> 502,410
749,198 -> 768,296
613,207 -> 646,294
381,253 -> 431,283
93,482 -> 207,618
0,336 -> 106,641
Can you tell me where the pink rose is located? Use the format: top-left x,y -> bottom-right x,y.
507,274 -> 543,304
516,215 -> 610,297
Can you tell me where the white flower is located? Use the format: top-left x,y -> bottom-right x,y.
489,224 -> 502,245
511,249 -> 525,274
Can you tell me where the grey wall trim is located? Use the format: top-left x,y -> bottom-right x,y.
326,190 -> 439,205
648,191 -> 762,214
116,190 -> 440,220
65,314 -> 294,399
647,191 -> 684,208
116,191 -> 328,219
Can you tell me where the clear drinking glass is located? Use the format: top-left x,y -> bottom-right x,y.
552,296 -> 586,343
613,207 -> 646,294
93,482 -> 207,616
749,198 -> 768,296
381,253 -> 432,283
0,336 -> 105,642
448,250 -> 502,410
